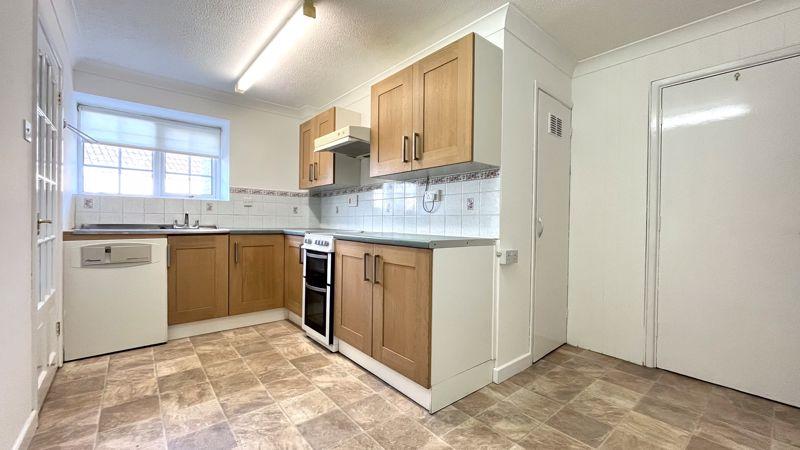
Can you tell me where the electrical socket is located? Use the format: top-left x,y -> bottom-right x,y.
346,194 -> 358,207
423,190 -> 442,203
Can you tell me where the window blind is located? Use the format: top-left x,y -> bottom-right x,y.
78,105 -> 222,157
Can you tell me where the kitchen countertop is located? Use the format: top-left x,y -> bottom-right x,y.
66,227 -> 496,249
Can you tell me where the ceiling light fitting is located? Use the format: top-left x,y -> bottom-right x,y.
235,0 -> 316,94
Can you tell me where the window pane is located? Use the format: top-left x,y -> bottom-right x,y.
165,153 -> 190,174
120,170 -> 153,196
120,148 -> 153,170
190,176 -> 212,196
190,156 -> 212,176
84,143 -> 119,167
83,166 -> 119,194
165,173 -> 190,195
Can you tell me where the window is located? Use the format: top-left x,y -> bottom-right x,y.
78,103 -> 227,199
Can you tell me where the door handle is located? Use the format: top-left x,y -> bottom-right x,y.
412,132 -> 421,160
373,255 -> 381,285
313,162 -> 318,180
166,244 -> 171,268
402,136 -> 408,163
299,247 -> 303,265
234,242 -> 240,264
308,164 -> 313,182
536,217 -> 544,238
363,253 -> 371,281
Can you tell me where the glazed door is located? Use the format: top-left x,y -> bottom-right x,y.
314,108 -> 335,186
412,34 -> 473,170
334,241 -> 374,354
284,235 -> 304,317
370,66 -> 413,177
229,235 -> 285,315
372,245 -> 432,387
299,119 -> 314,189
168,235 -> 229,324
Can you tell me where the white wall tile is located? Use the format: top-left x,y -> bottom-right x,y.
123,212 -> 144,224
444,194 -> 462,215
100,196 -> 122,213
462,215 -> 480,237
144,198 -> 165,214
480,191 -> 501,215
76,212 -> 99,225
144,213 -> 165,224
184,200 -> 202,215
430,216 -> 445,235
445,215 -> 462,236
123,197 -> 144,213
164,198 -> 183,214
99,212 -> 122,224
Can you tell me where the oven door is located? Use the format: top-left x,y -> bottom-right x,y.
303,283 -> 332,344
303,250 -> 331,289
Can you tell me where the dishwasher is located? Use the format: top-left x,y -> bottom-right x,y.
63,238 -> 168,361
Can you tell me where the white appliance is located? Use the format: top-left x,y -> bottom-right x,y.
313,125 -> 370,158
64,238 -> 168,361
301,233 -> 338,351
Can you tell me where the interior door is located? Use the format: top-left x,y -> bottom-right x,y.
33,24 -> 63,407
370,67 -> 413,177
657,55 -> 800,406
299,120 -> 314,189
229,235 -> 284,315
372,245 -> 432,387
532,91 -> 572,362
334,240 -> 374,354
412,33 -> 473,170
314,108 -> 335,186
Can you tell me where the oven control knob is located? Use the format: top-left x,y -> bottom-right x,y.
323,242 -> 329,246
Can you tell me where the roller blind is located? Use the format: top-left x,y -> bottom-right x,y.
78,105 -> 222,157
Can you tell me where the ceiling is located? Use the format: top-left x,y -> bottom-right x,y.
68,0 -> 754,111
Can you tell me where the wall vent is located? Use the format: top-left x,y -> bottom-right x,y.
548,113 -> 563,137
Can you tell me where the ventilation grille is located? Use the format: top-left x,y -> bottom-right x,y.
548,113 -> 563,137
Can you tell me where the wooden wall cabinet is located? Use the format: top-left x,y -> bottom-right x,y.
335,242 -> 432,387
284,235 -> 304,317
168,235 -> 229,325
369,33 -> 501,179
229,235 -> 285,316
298,107 -> 361,190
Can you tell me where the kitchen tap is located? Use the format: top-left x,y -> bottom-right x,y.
173,212 -> 199,229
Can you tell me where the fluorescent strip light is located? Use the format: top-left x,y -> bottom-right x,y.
235,1 -> 315,93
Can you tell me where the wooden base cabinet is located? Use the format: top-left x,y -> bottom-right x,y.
370,33 -> 501,179
284,235 -> 304,317
168,235 -> 229,325
335,242 -> 432,387
229,235 -> 284,316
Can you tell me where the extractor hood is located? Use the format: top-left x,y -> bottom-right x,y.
314,125 -> 370,158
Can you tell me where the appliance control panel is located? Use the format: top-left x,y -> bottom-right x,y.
302,233 -> 335,253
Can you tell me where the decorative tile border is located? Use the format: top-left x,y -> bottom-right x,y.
230,187 -> 310,197
313,168 -> 501,198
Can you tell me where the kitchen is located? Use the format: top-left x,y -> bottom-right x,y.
2,1 -> 800,449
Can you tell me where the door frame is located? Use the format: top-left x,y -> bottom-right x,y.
529,83 -> 573,361
643,45 -> 800,367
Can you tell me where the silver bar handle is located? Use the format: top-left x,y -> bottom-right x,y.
363,253 -> 371,281
402,136 -> 408,163
413,132 -> 421,161
308,164 -> 313,182
373,255 -> 381,285
166,244 -> 171,268
234,242 -> 240,264
299,247 -> 303,265
313,162 -> 318,180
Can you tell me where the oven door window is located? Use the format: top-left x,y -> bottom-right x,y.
304,284 -> 328,337
305,251 -> 329,288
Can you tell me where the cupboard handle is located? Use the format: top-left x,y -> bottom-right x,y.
374,255 -> 381,285
413,132 -> 421,160
308,164 -> 313,182
299,247 -> 303,265
313,162 -> 318,180
363,253 -> 371,281
166,244 -> 170,268
402,136 -> 408,163
234,242 -> 240,264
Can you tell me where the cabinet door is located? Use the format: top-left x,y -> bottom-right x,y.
168,235 -> 229,325
370,66 -> 413,177
412,33 -> 473,170
229,235 -> 285,315
334,241 -> 374,354
314,108 -> 336,186
299,119 -> 314,189
372,245 -> 432,387
284,235 -> 304,317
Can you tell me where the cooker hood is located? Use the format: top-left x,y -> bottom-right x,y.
314,125 -> 370,158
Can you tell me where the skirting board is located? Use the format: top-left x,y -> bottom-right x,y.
287,310 -> 301,326
168,308 -> 287,340
493,352 -> 532,383
13,410 -> 37,450
339,341 -> 493,413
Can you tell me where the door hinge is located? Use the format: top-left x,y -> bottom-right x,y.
55,321 -> 61,337
57,92 -> 63,105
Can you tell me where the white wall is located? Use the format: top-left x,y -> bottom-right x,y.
0,0 -> 35,447
72,65 -> 301,192
568,0 -> 800,364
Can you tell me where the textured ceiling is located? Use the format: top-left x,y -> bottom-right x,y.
69,0 -> 754,110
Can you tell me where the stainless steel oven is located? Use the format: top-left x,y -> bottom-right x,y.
301,233 -> 337,351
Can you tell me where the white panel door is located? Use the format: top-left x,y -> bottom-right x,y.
532,91 -> 572,361
657,55 -> 800,406
33,24 -> 63,407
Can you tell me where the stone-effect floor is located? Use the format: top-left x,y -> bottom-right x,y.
30,320 -> 800,449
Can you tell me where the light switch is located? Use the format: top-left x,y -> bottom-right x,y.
497,249 -> 519,265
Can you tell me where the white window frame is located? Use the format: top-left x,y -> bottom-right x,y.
75,92 -> 230,200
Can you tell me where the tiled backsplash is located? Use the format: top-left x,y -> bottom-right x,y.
318,170 -> 501,238
74,191 -> 319,229
73,169 -> 501,238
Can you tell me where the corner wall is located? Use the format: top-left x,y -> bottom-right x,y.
0,0 -> 35,447
568,0 -> 800,363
